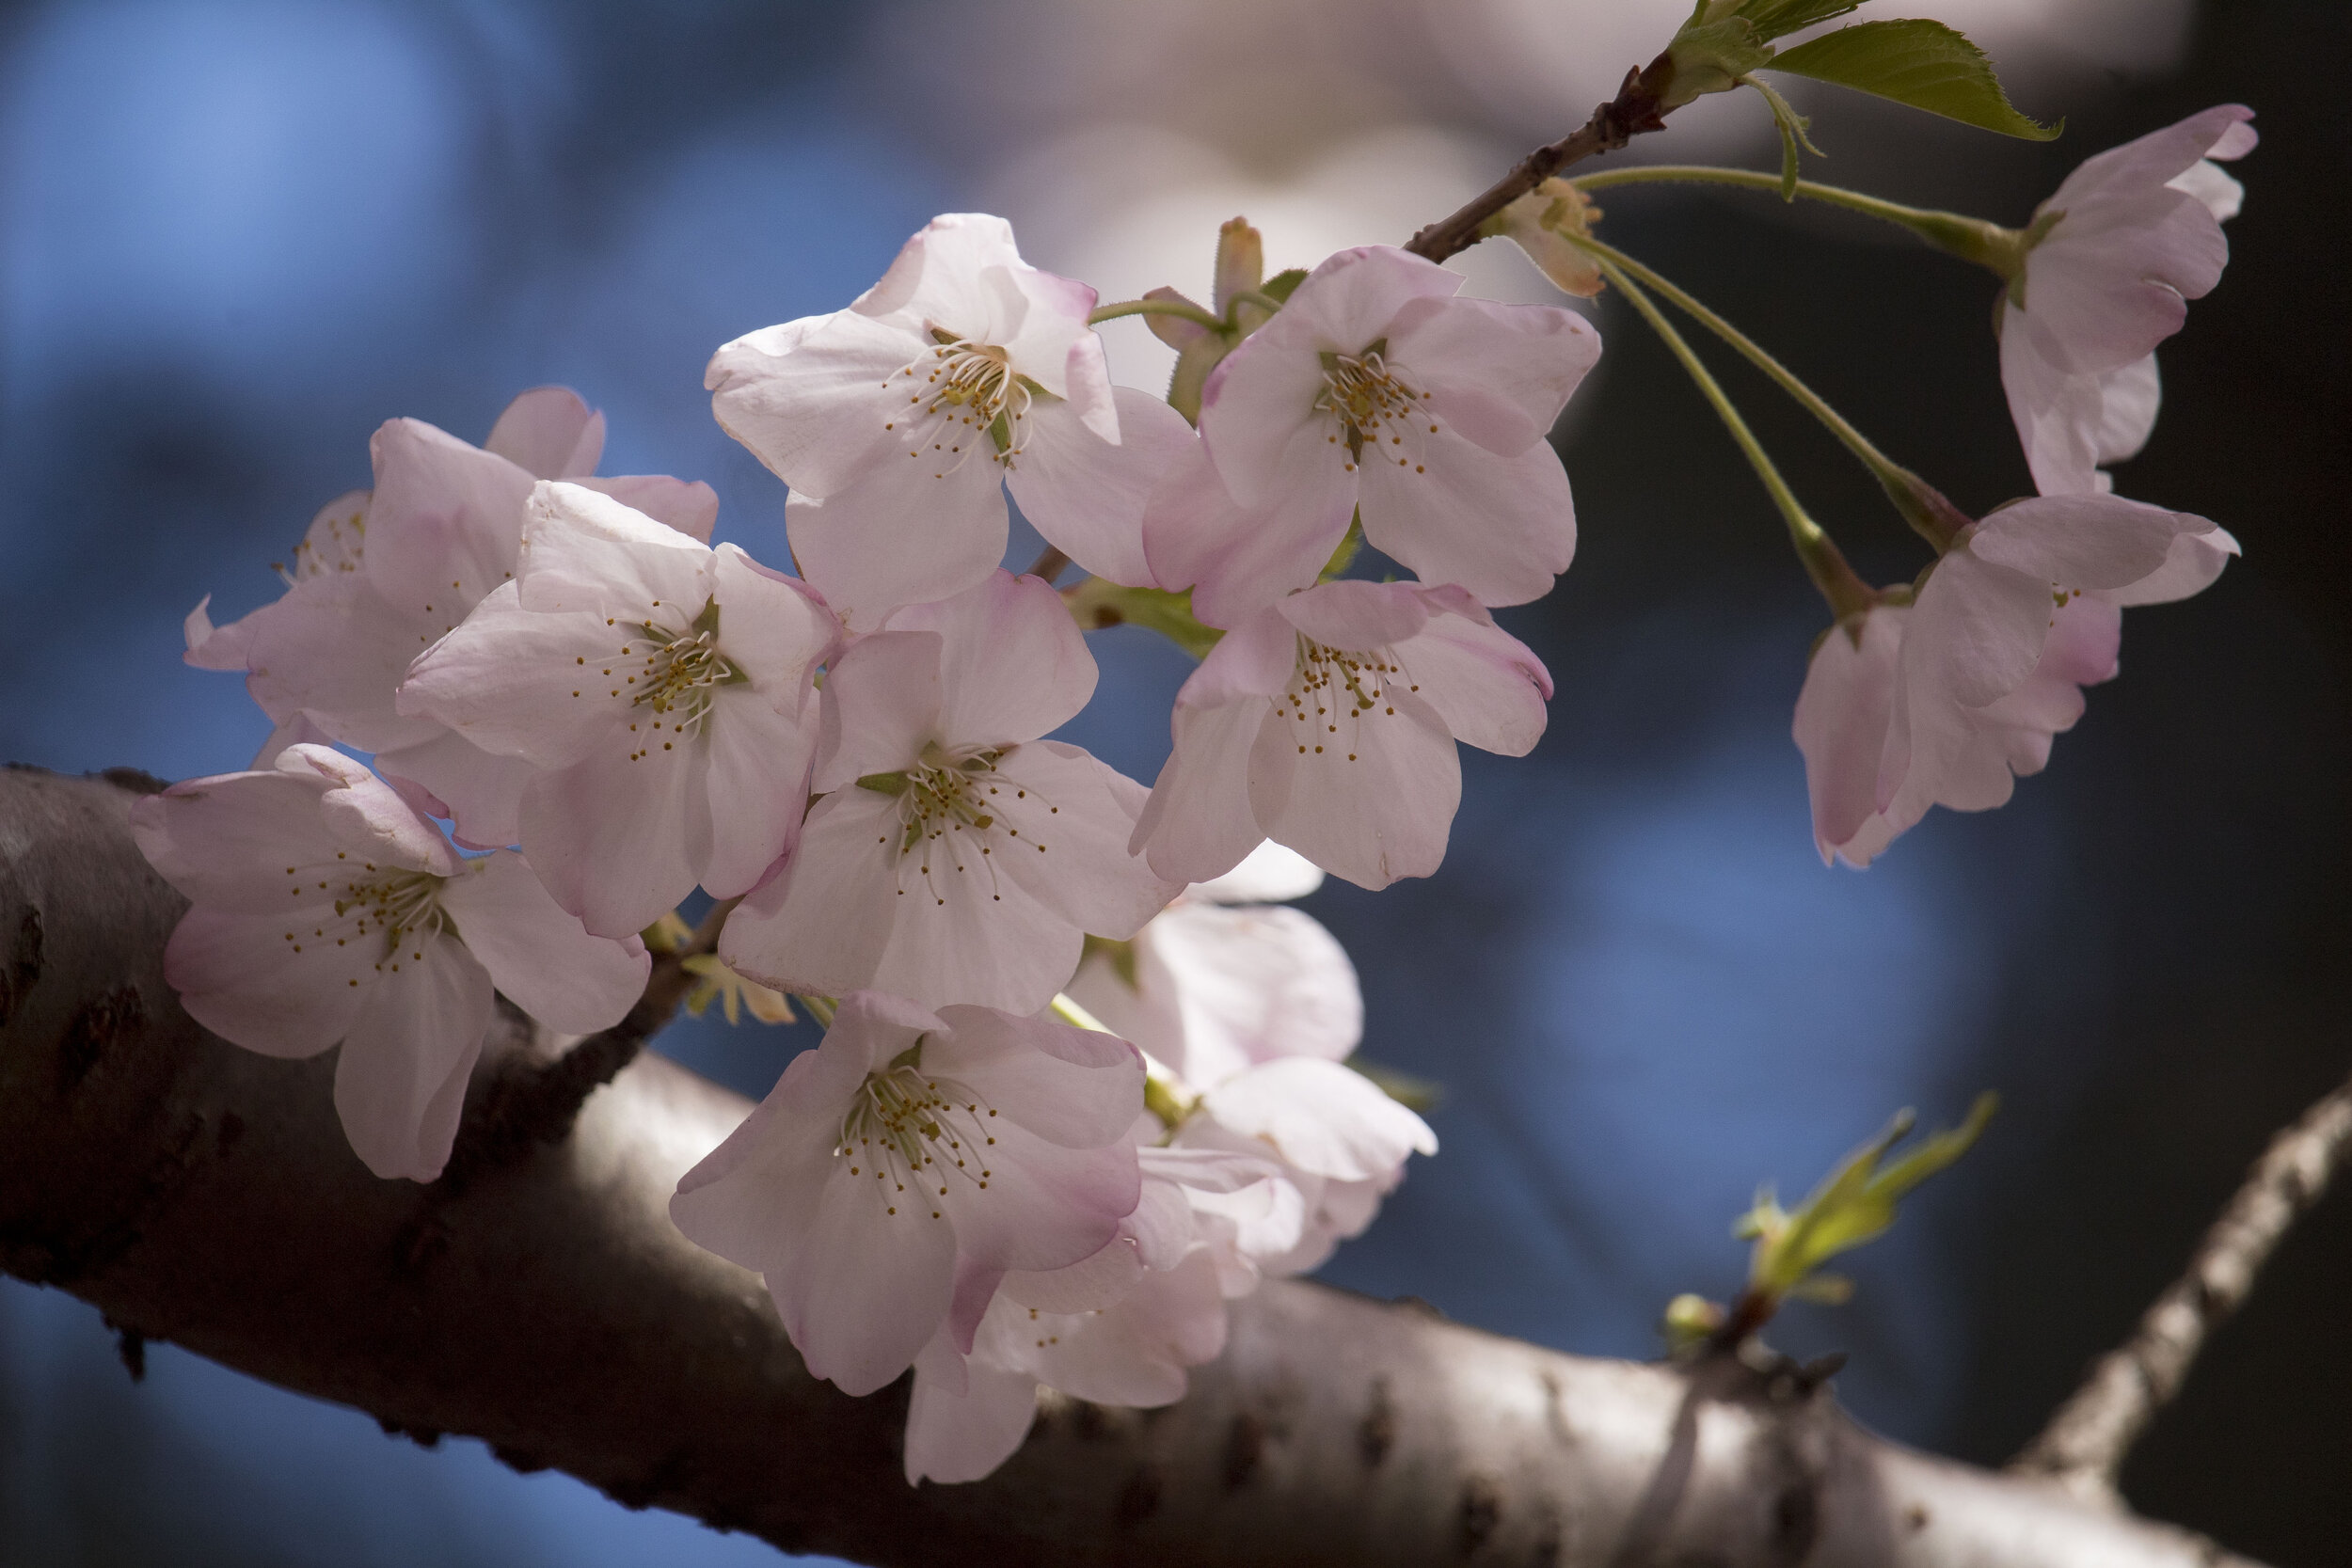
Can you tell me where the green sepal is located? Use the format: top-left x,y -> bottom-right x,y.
1740,1092 -> 1998,1301
1260,267 -> 1309,305
1765,20 -> 2059,141
1062,578 -> 1225,661
855,771 -> 911,796
1660,16 -> 1773,107
1080,932 -> 1140,991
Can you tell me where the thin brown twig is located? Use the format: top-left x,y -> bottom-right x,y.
1402,60 -> 1674,263
1023,546 -> 1072,583
2011,1065 -> 2352,1504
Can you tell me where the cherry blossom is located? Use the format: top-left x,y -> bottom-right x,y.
183,388 -> 719,832
397,482 -> 835,939
1999,105 -> 2256,495
1794,493 -> 2236,866
129,745 -> 649,1181
720,570 -> 1179,1014
669,991 -> 1145,1398
1132,579 -> 1552,890
707,214 -> 1192,626
902,1143 -> 1297,1484
1142,245 -> 1598,626
1067,842 -> 1358,1093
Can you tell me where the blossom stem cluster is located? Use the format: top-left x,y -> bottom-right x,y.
134,89 -> 2255,1490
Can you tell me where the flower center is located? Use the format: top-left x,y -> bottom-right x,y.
879,332 -> 1038,475
1314,341 -> 1430,469
837,1058 -> 1000,1220
1273,636 -> 1419,761
599,600 -> 740,760
855,742 -> 1061,907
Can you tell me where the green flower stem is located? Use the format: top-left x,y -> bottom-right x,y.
1587,254 -> 1871,619
1087,297 -> 1226,330
1565,231 -> 1966,553
795,993 -> 838,1029
1567,164 -> 2022,276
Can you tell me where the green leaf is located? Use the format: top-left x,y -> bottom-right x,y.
1660,16 -> 1772,107
1765,20 -> 2059,140
1744,1092 -> 1998,1298
1259,267 -> 1310,305
1739,0 -> 1863,42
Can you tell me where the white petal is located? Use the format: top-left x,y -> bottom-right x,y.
484,386 -> 605,480
1792,609 -> 1905,864
438,849 -> 648,1034
163,905 -> 375,1057
243,573 -> 444,752
1200,1056 -> 1434,1182
903,1348 -> 1038,1486
884,571 -> 1096,750
700,686 -> 819,901
707,310 -> 918,499
776,1163 -> 960,1396
2105,525 -> 2239,607
812,630 -> 946,793
518,736 -> 715,940
515,482 -> 714,620
784,471 -> 1006,633
1356,425 -> 1576,609
1385,293 -> 1600,454
361,417 -> 536,626
331,936 -> 493,1181
397,582 -> 630,768
1146,901 -> 1361,1089
1187,840 -> 1323,904
374,730 -> 538,850
928,1005 -> 1145,1148
1253,689 -> 1459,891
1392,593 -> 1553,756
1004,388 -> 1191,587
988,741 -> 1178,942
571,475 -> 719,543
130,766 -> 341,914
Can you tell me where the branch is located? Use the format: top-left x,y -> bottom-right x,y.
1402,61 -> 1673,263
2011,1065 -> 2352,1504
0,768 -> 2269,1567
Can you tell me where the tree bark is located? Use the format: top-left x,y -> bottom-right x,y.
0,768 -> 2265,1568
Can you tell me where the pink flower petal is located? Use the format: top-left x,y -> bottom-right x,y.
330,935 -> 492,1181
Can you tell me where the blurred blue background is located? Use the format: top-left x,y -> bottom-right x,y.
2,0 -> 2344,1562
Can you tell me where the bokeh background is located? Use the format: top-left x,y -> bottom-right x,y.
1,0 -> 2344,1562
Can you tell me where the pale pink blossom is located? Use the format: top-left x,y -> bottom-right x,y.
1143,245 -> 1598,626
1999,105 -> 2255,494
183,388 -> 718,836
707,214 -> 1192,625
1067,843 -> 1359,1093
902,1144 -> 1295,1484
1072,843 -> 1431,1278
130,745 -> 648,1181
720,570 -> 1179,1014
398,483 -> 835,939
669,991 -> 1145,1398
1132,578 -> 1552,890
1794,493 -> 2237,866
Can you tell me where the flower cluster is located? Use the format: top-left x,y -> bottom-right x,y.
139,102 -> 2250,1485
1791,107 -> 2249,865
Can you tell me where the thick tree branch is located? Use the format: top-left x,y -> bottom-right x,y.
1402,62 -> 1672,263
0,768 -> 2267,1567
2011,1065 -> 2352,1504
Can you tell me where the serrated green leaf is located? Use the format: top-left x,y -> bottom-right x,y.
1765,20 -> 2059,140
1260,267 -> 1310,305
1661,16 -> 1773,106
1740,0 -> 1863,43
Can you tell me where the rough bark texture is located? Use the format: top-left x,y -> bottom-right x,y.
2012,1065 -> 2352,1505
0,768 -> 2265,1568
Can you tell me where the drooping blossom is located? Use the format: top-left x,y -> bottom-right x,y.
669,991 -> 1145,1398
1794,492 -> 2236,866
398,482 -> 835,939
1073,838 -> 1433,1277
720,569 -> 1179,1014
707,214 -> 1193,625
1132,579 -> 1553,890
1997,105 -> 2255,495
129,745 -> 649,1181
183,388 -> 718,832
1143,245 -> 1598,626
902,1141 -> 1300,1484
